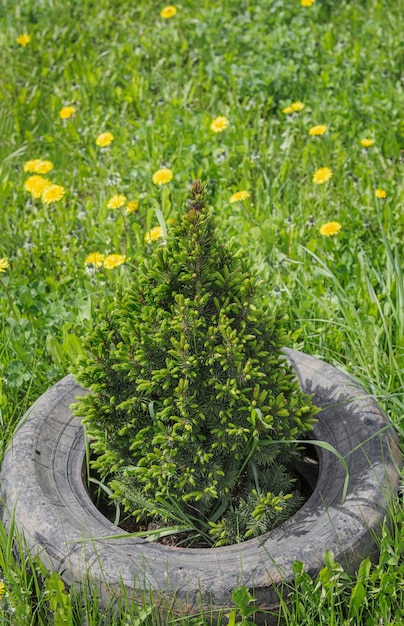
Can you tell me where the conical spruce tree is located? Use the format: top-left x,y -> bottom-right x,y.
73,180 -> 316,546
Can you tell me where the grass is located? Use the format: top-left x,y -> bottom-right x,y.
0,0 -> 403,622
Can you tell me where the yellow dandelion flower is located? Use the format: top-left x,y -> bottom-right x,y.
301,0 -> 315,5
96,132 -> 114,147
126,200 -> 139,213
24,175 -> 51,198
360,138 -> 374,148
309,124 -> 327,136
210,116 -> 229,133
23,159 -> 54,174
291,101 -> 305,112
41,184 -> 66,204
107,194 -> 127,209
24,159 -> 43,173
375,188 -> 387,199
312,167 -> 333,185
103,254 -> 126,269
319,221 -> 342,236
145,226 -> 164,243
283,102 -> 304,114
59,106 -> 76,120
160,5 -> 177,18
152,168 -> 174,185
35,160 -> 54,174
17,33 -> 31,46
229,190 -> 251,203
85,252 -> 105,267
0,258 -> 9,273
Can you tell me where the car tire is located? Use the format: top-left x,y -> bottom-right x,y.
0,349 -> 401,622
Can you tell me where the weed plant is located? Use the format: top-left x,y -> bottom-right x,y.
0,0 -> 403,622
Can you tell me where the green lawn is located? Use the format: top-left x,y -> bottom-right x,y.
0,0 -> 403,623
